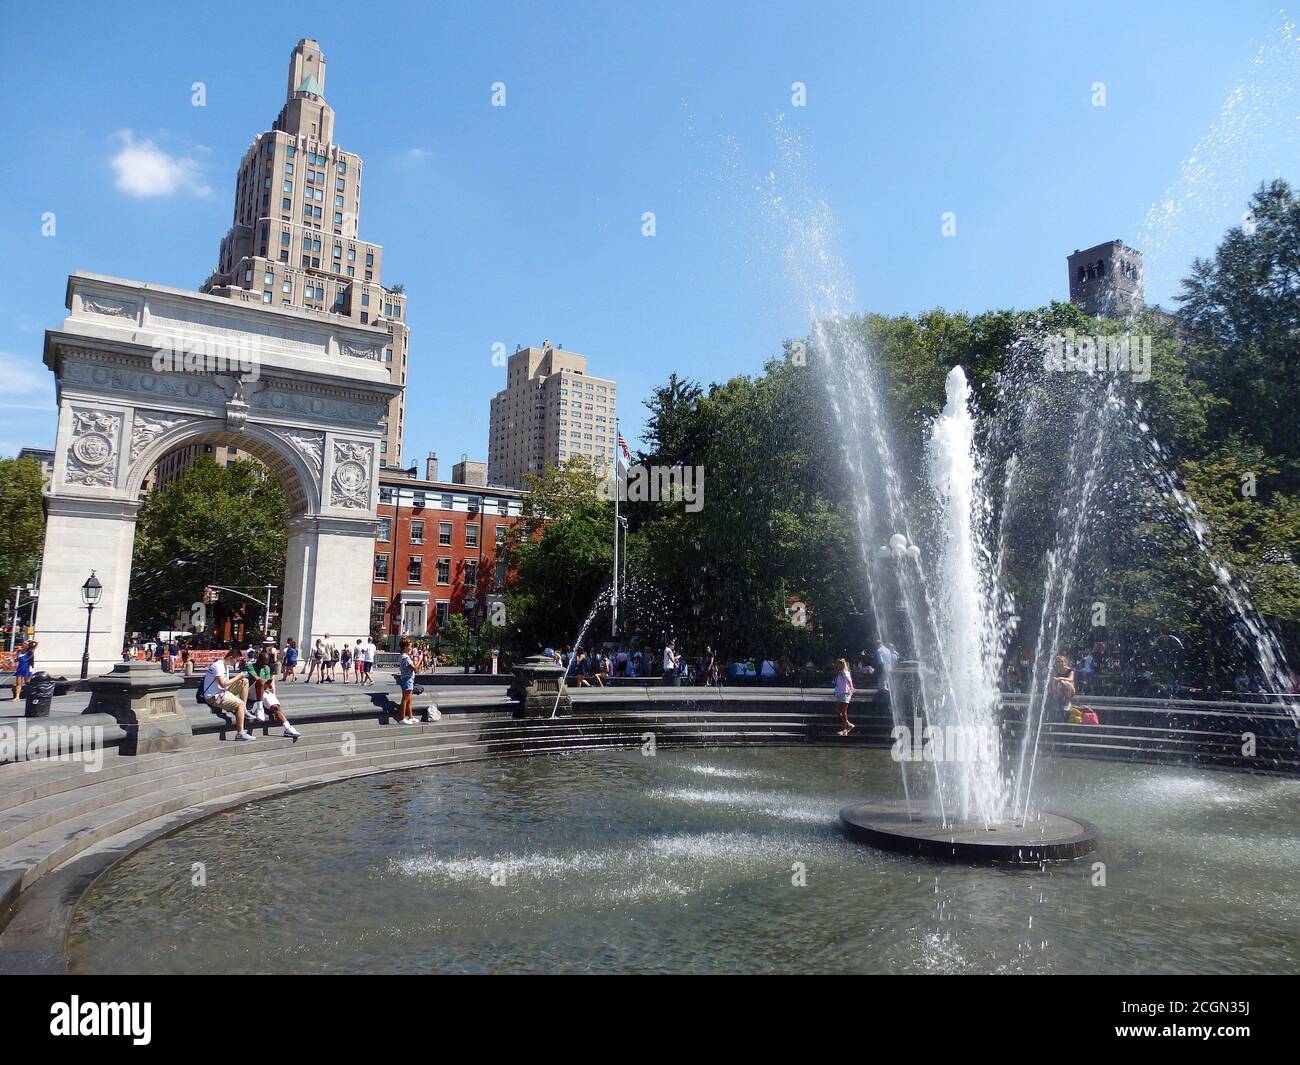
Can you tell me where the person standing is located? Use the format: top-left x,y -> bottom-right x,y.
321,634 -> 338,682
395,638 -> 418,724
834,658 -> 856,736
662,641 -> 680,686
12,640 -> 35,701
282,638 -> 299,682
361,636 -> 375,686
340,641 -> 353,684
875,640 -> 895,693
304,639 -> 322,682
1079,650 -> 1095,695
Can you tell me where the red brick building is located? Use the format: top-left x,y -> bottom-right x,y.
371,458 -> 527,646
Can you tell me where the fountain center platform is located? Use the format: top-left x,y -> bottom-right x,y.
840,800 -> 1097,864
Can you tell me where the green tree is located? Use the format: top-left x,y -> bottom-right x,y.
0,457 -> 46,602
503,457 -> 616,650
129,457 -> 289,635
1177,179 -> 1300,487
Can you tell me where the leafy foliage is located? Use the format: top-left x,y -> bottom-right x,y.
0,457 -> 46,600
496,181 -> 1300,682
128,457 -> 289,635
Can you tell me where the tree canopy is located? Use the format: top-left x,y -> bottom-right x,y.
0,457 -> 46,603
497,179 -> 1300,683
128,456 -> 289,636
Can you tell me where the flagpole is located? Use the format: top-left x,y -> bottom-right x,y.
611,419 -> 620,640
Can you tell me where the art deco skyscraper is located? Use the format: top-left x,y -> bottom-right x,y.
203,39 -> 408,465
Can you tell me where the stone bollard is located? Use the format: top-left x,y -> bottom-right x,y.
83,661 -> 192,755
509,654 -> 571,718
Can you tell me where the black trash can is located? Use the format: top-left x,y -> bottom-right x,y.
24,671 -> 55,718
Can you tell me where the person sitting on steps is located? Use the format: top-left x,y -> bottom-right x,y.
202,649 -> 254,742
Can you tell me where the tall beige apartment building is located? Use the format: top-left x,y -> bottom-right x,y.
487,342 -> 618,489
202,38 -> 408,466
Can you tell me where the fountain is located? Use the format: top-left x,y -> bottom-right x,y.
837,366 -> 1099,862
762,116 -> 1295,863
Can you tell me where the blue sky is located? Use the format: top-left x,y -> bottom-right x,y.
2,1 -> 1297,464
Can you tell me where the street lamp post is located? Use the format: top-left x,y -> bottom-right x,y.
8,584 -> 37,653
463,593 -> 478,675
874,534 -> 920,655
79,571 -> 103,681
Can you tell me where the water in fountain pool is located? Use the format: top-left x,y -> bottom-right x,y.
66,748 -> 1300,974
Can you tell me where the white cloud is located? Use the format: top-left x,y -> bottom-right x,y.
0,350 -> 53,403
0,352 -> 55,456
110,130 -> 209,198
403,147 -> 432,163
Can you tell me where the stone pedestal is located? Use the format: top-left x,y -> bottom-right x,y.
84,661 -> 191,755
510,655 -> 571,717
890,660 -> 925,721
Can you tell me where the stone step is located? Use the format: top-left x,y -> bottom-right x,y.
0,718 -> 555,847
0,710 -> 818,807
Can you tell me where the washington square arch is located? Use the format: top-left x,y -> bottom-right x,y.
36,271 -> 400,676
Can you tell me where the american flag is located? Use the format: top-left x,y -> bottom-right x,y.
617,433 -> 631,461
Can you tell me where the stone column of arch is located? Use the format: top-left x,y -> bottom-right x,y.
35,273 -> 401,677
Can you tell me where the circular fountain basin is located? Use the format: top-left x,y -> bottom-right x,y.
840,800 -> 1097,864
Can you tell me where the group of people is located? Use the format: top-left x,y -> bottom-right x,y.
199,633 -> 428,739
301,634 -> 378,685
199,640 -> 303,743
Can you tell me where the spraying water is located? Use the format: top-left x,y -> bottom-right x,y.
552,588 -> 611,718
926,367 -> 1007,823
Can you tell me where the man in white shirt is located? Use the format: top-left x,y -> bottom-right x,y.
202,649 -> 254,741
876,641 -> 894,693
362,637 -> 376,686
662,641 -> 680,686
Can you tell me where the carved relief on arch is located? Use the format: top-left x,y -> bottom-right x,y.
329,440 -> 373,510
129,409 -> 188,466
65,408 -> 123,488
268,427 -> 326,484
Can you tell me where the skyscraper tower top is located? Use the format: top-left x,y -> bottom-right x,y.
287,38 -> 326,98
201,39 -> 410,466
276,39 -> 334,143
